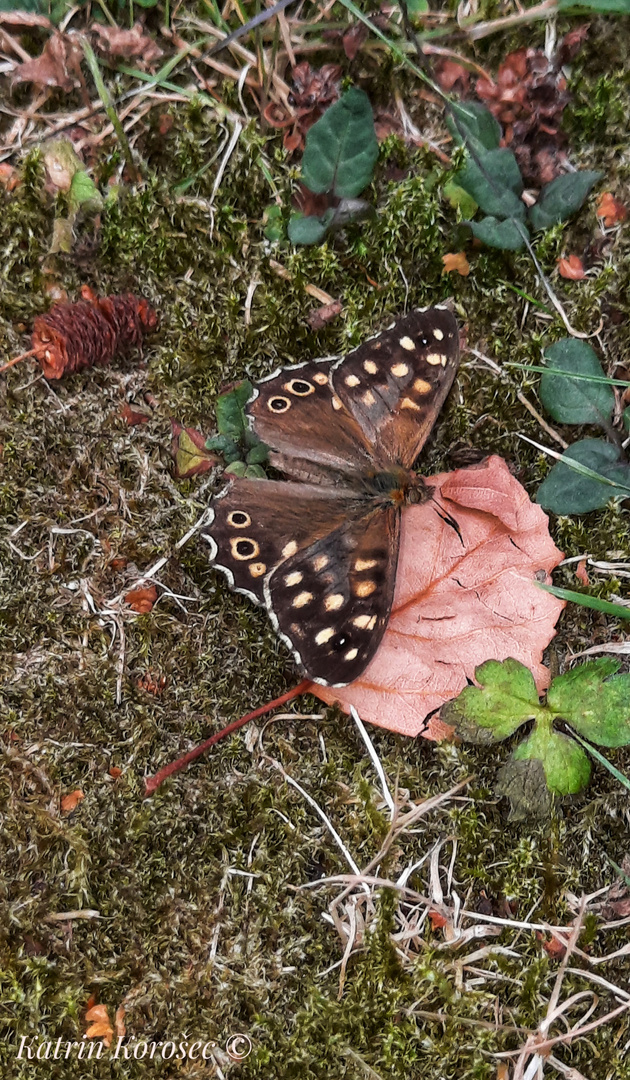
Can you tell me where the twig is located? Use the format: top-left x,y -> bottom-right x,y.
144,678 -> 312,795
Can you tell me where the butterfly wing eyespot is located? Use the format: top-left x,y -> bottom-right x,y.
284,378 -> 315,396
268,395 -> 291,412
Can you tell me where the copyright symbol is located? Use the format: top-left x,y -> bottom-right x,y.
226,1033 -> 252,1061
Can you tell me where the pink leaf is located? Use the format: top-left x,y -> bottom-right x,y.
313,456 -> 564,738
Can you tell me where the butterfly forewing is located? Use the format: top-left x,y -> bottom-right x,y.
267,506 -> 399,685
247,359 -> 373,484
331,306 -> 459,469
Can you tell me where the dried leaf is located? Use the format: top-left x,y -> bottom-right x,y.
0,163 -> 19,190
435,59 -> 470,95
61,789 -> 85,812
92,23 -> 162,66
121,403 -> 150,425
137,670 -> 167,695
11,31 -> 83,93
442,251 -> 470,276
313,456 -> 564,738
85,1004 -> 113,1047
125,584 -> 158,613
114,1005 -> 126,1038
171,420 -> 218,479
558,254 -> 586,280
307,300 -> 343,330
536,931 -> 567,958
575,560 -> 589,586
108,766 -> 123,779
342,23 -> 369,61
597,191 -> 627,227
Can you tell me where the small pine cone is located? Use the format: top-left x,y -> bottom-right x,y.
32,293 -> 158,380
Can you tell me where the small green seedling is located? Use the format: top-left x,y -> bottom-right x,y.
442,657 -> 630,820
535,338 -> 630,513
288,87 -> 379,246
172,382 -> 269,480
448,101 -> 602,250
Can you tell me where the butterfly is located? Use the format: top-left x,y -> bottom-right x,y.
202,305 -> 460,688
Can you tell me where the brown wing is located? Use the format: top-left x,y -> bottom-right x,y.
202,477 -> 365,605
246,359 -> 375,484
331,306 -> 460,469
266,505 -> 399,686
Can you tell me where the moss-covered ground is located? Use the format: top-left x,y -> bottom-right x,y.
1,8 -> 630,1079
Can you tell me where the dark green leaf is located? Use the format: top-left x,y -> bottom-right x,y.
224,460 -> 247,477
288,211 -> 334,246
495,756 -> 553,820
528,171 -> 603,230
547,659 -> 630,747
69,170 -> 103,214
455,148 -> 524,219
214,380 -> 253,440
512,727 -> 591,795
205,434 -> 239,455
441,658 -> 542,743
447,101 -> 502,152
540,338 -> 615,425
301,88 -> 378,198
558,0 -> 630,10
245,442 -> 269,466
244,464 -> 267,478
468,216 -> 527,250
536,439 -> 630,514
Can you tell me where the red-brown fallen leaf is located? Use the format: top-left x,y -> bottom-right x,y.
313,456 -> 565,738
442,251 -> 470,276
125,584 -> 157,613
0,11 -> 51,28
170,420 -> 218,479
85,1004 -> 113,1046
137,670 -> 167,696
114,1005 -> 126,1039
428,910 -> 448,930
575,559 -> 589,587
558,254 -> 586,281
108,766 -> 123,779
536,931 -> 567,958
342,23 -> 369,61
597,191 -> 627,227
61,789 -> 84,812
11,31 -> 83,92
121,403 -> 150,425
435,59 -> 470,95
91,23 -> 162,66
307,300 -> 343,330
0,163 -> 20,191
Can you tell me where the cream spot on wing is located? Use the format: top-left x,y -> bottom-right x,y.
285,571 -> 303,587
313,372 -> 328,385
249,562 -> 266,577
332,395 -> 343,411
399,336 -> 415,351
363,360 -> 378,374
433,328 -> 444,341
345,648 -> 359,661
355,580 -> 377,598
401,397 -> 421,410
293,591 -> 313,607
268,395 -> 291,411
362,389 -> 376,406
282,540 -> 298,558
441,355 -> 448,367
230,537 -> 260,560
353,614 -> 377,630
391,362 -> 409,377
324,593 -> 344,611
345,374 -> 360,387
316,627 -> 335,645
426,353 -> 444,366
355,557 -> 377,571
313,555 -> 329,571
228,510 -> 251,528
414,378 -> 432,394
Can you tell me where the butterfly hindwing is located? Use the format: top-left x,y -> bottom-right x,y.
202,477 -> 364,605
331,306 -> 459,469
246,359 -> 373,484
266,506 -> 399,686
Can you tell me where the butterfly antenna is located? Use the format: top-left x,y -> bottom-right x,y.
430,494 -> 464,545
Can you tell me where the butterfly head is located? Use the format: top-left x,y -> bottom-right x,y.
367,467 -> 429,507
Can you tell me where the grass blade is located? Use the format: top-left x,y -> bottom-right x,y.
536,583 -> 630,620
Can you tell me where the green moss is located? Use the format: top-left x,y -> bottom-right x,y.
1,19 -> 630,1080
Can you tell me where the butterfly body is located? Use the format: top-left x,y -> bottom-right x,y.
202,306 -> 459,687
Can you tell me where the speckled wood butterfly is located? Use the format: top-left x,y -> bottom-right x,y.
202,306 -> 459,687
